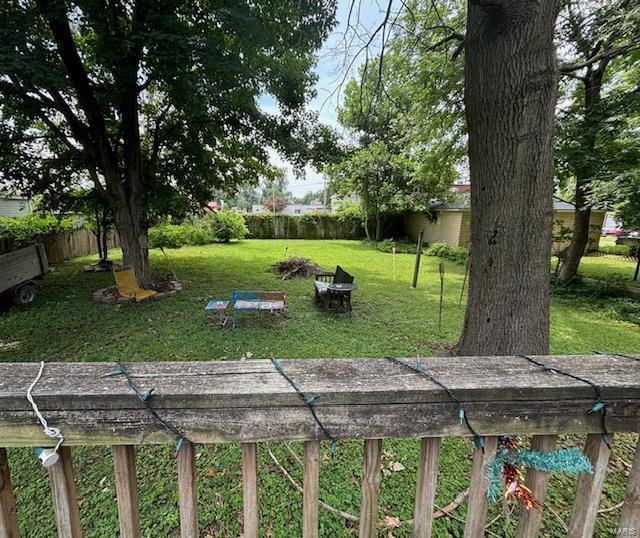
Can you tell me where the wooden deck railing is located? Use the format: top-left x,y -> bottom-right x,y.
0,355 -> 638,537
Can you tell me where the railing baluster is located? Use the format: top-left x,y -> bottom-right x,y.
464,436 -> 498,538
112,445 -> 141,538
567,433 -> 612,538
0,448 -> 19,538
413,437 -> 441,538
619,436 -> 639,536
177,442 -> 198,538
359,438 -> 382,538
303,441 -> 320,538
48,446 -> 82,538
242,442 -> 259,538
516,434 -> 558,538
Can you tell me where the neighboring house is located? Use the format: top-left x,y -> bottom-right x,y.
405,194 -> 606,251
449,183 -> 471,194
0,196 -> 33,217
251,202 -> 326,215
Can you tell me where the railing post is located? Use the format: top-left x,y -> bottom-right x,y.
516,434 -> 558,538
242,442 -> 259,538
464,436 -> 498,538
619,436 -> 639,536
177,442 -> 198,538
0,448 -> 19,538
112,445 -> 141,538
303,441 -> 320,538
567,433 -> 612,538
359,438 -> 382,538
413,437 -> 441,538
48,446 -> 82,538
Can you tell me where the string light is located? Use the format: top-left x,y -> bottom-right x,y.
270,356 -> 337,454
593,350 -> 640,363
384,357 -> 486,451
27,361 -> 64,467
518,355 -> 611,448
110,361 -> 192,457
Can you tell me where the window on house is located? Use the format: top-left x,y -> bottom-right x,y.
295,209 -> 301,214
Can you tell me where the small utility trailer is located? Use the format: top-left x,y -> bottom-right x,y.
0,244 -> 49,305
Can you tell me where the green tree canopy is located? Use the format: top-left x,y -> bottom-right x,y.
0,0 -> 337,280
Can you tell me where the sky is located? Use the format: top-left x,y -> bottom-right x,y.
258,0 -> 385,199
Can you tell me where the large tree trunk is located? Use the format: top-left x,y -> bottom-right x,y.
113,202 -> 150,285
455,0 -> 558,356
558,71 -> 605,282
557,189 -> 591,281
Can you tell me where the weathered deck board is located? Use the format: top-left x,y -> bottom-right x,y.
302,441 -> 320,538
567,433 -> 612,537
619,436 -> 640,535
48,446 -> 82,538
112,445 -> 141,538
0,356 -> 638,446
242,443 -> 259,538
516,435 -> 558,538
413,437 -> 441,538
0,448 -> 19,538
359,439 -> 382,538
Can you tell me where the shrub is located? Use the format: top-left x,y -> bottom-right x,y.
365,238 -> 422,254
148,211 -> 248,249
425,242 -> 468,264
596,244 -> 632,256
148,223 -> 192,249
0,213 -> 75,248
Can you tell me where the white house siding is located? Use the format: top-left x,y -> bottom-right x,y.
0,198 -> 33,218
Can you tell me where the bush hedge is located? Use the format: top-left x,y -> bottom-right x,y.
365,238 -> 422,254
0,214 -> 75,250
148,211 -> 248,249
243,213 -> 363,240
424,242 -> 468,264
596,244 -> 633,256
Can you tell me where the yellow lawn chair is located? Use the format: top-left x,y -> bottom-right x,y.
113,266 -> 157,302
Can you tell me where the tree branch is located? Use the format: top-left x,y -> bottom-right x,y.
560,40 -> 640,73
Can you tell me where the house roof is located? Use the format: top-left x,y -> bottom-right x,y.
430,195 -> 602,212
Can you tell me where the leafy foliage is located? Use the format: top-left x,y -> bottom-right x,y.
261,195 -> 289,213
424,242 -> 468,265
326,1 -> 466,241
0,0 -> 338,276
0,213 -> 74,248
148,212 -> 248,249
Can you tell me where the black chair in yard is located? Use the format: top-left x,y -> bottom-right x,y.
314,265 -> 356,313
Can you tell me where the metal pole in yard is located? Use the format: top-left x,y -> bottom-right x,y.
412,230 -> 424,288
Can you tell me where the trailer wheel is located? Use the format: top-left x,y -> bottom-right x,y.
13,283 -> 36,305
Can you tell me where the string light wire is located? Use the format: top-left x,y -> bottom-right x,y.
518,354 -> 611,447
26,361 -> 64,452
385,356 -> 485,450
270,355 -> 337,453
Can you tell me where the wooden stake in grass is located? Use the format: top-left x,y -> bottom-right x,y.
459,257 -> 469,305
391,247 -> 396,280
412,231 -> 424,289
439,262 -> 445,333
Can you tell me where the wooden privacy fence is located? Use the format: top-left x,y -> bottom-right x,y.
0,354 -> 639,537
0,229 -> 119,264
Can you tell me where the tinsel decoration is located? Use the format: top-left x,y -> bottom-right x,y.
487,437 -> 593,508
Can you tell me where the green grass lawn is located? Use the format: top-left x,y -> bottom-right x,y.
579,255 -> 639,285
1,240 -> 638,537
